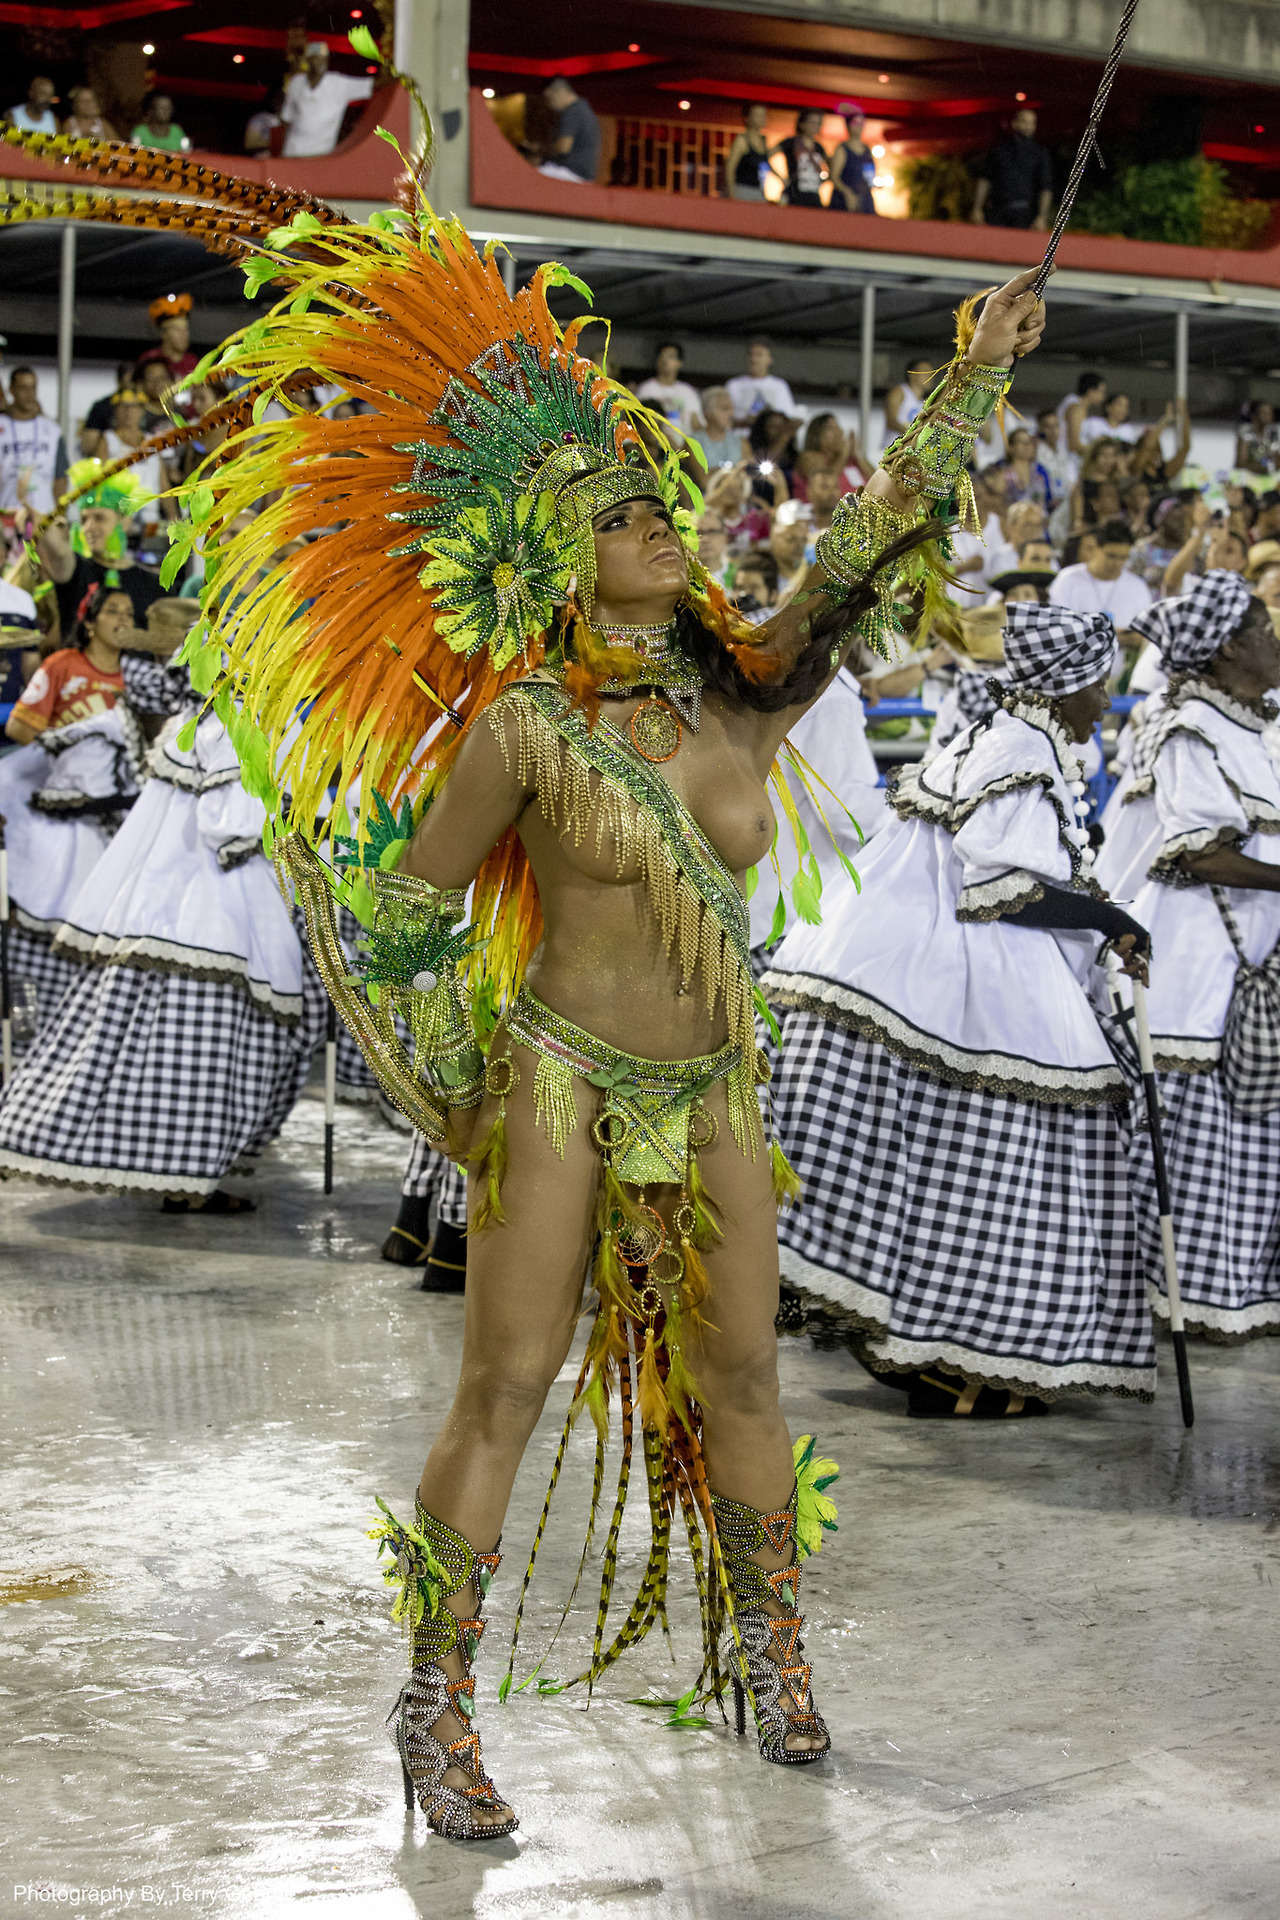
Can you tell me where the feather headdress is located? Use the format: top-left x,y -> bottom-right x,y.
0,37 -> 906,996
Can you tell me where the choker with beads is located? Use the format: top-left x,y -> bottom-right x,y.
578,617 -> 706,760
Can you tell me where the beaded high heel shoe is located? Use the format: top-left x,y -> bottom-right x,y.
372,1499 -> 518,1839
712,1485 -> 832,1766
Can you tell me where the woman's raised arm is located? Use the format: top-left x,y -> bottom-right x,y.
742,268 -> 1047,757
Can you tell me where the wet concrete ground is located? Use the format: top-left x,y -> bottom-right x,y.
2,1091 -> 1278,1920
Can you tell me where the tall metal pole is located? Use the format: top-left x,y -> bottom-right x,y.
57,223 -> 76,456
859,282 -> 876,460
501,251 -> 516,298
1174,309 -> 1189,422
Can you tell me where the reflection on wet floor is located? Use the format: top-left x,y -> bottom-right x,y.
3,1088 -> 1279,1920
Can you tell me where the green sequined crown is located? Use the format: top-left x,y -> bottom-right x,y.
387,335 -> 682,664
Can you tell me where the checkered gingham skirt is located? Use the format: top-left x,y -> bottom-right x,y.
402,1130 -> 469,1225
771,1009 -> 1156,1400
0,966 -> 320,1196
5,922 -> 83,1045
1121,1066 -> 1280,1341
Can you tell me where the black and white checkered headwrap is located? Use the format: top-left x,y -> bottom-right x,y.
1002,602 -> 1116,697
1129,570 -> 1253,674
955,665 -> 1011,728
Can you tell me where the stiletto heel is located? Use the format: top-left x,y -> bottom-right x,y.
712,1485 -> 832,1766
373,1500 -> 518,1839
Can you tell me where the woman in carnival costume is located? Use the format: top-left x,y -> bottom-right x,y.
1096,573 -> 1280,1341
0,81 -> 1045,1833
762,603 -> 1156,1417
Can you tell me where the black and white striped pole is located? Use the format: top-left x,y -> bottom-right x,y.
323,999 -> 337,1194
1130,977 -> 1195,1428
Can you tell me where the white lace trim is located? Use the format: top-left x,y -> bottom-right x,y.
51,924 -> 301,1020
148,745 -> 239,795
778,1245 -> 1156,1395
954,868 -> 1045,921
1150,1035 -> 1221,1070
762,969 -> 1126,1103
216,834 -> 264,872
1147,1281 -> 1280,1336
0,1147 -> 224,1196
12,904 -> 59,939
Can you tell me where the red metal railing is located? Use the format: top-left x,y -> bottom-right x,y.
609,117 -> 737,198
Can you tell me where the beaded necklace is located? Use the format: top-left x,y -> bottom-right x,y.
588,617 -> 705,760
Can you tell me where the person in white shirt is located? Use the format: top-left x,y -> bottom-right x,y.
983,497 -> 1047,584
0,367 -> 66,518
945,471 -> 1005,609
280,42 -> 374,157
1078,392 -> 1142,449
1057,371 -> 1106,457
1049,515 -> 1153,641
634,343 -> 704,438
726,339 -> 796,426
7,76 -> 57,136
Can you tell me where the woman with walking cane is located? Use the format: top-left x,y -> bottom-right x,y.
1095,573 -> 1280,1342
761,603 -> 1157,1416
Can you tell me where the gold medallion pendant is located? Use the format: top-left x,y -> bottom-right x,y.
630,693 -> 682,763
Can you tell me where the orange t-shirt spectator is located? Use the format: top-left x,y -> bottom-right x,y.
9,647 -> 123,736
5,585 -> 134,743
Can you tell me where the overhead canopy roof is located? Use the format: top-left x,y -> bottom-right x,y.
3,216 -> 1278,415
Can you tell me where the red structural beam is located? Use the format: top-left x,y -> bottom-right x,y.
469,50 -> 669,79
185,26 -> 372,54
468,87 -> 1280,290
0,0 -> 187,22
652,76 -> 1016,118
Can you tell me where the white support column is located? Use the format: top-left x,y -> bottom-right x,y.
501,250 -> 516,298
394,0 -> 470,214
1174,309 -> 1189,409
859,282 -> 876,458
57,223 -> 76,455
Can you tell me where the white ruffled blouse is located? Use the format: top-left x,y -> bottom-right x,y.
762,700 -> 1126,1104
55,711 -> 303,1021
1095,678 -> 1280,1065
0,709 -> 140,932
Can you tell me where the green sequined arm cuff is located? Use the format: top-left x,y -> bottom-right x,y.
812,492 -> 928,653
879,355 -> 1013,504
357,867 -> 487,1109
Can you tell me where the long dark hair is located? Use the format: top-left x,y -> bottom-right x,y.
679,517 -> 950,713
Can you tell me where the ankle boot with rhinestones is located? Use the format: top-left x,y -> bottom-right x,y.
711,1484 -> 831,1766
378,1500 -> 518,1838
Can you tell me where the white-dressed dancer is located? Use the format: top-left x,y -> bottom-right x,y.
0,585 -> 147,1038
1097,572 -> 1280,1340
0,683 -> 324,1205
762,603 -> 1155,1415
